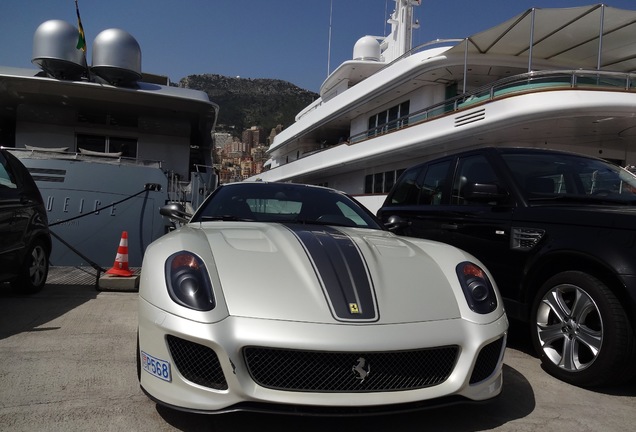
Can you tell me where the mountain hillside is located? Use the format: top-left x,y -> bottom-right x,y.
179,74 -> 318,135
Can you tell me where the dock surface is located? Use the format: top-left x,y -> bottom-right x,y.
0,268 -> 635,431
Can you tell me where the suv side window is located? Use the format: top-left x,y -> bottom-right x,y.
421,161 -> 449,205
452,155 -> 500,205
389,161 -> 450,205
389,167 -> 422,205
0,152 -> 18,189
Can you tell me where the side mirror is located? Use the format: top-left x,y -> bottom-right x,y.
384,214 -> 410,232
160,203 -> 191,224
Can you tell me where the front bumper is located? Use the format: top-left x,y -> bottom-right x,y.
138,298 -> 508,414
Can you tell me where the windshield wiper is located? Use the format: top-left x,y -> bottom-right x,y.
290,218 -> 355,228
198,215 -> 254,222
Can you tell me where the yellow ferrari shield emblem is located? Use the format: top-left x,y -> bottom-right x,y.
349,303 -> 360,314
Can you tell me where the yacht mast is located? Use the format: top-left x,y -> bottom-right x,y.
381,0 -> 420,63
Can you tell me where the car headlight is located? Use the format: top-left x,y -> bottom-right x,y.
456,262 -> 497,314
165,251 -> 215,311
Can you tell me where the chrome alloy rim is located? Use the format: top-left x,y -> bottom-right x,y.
535,284 -> 603,372
29,245 -> 48,287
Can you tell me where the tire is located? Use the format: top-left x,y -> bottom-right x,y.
11,240 -> 49,294
530,271 -> 636,387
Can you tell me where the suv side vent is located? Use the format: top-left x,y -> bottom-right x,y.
511,228 -> 545,251
455,108 -> 486,127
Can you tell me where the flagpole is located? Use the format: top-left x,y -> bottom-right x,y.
75,0 -> 88,77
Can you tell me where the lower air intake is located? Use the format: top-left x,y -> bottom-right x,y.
469,336 -> 505,384
166,335 -> 228,390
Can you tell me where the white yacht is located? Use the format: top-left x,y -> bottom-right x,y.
0,20 -> 218,267
248,1 -> 636,213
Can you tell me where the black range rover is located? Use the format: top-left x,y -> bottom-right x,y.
0,148 -> 51,293
377,147 -> 636,387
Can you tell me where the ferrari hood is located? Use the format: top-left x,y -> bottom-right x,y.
200,223 -> 462,324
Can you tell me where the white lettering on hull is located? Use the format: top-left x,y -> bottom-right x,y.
44,195 -> 118,216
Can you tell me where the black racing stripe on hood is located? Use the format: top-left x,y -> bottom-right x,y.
286,225 -> 378,322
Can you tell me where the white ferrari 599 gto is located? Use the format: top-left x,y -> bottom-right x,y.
137,182 -> 508,415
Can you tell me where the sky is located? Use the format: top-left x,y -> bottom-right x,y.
1,0 -> 635,93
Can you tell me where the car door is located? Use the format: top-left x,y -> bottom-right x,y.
380,152 -> 523,301
427,153 -> 521,300
418,153 -> 526,299
0,151 -> 26,271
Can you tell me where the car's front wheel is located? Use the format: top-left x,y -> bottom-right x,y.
530,271 -> 635,387
11,240 -> 49,294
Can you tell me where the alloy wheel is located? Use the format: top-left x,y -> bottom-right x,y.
535,283 -> 603,372
28,244 -> 48,287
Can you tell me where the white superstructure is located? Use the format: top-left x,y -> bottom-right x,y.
248,2 -> 636,213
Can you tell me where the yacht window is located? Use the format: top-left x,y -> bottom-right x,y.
385,171 -> 396,191
364,168 -> 405,194
76,134 -> 106,152
109,137 -> 137,158
367,101 -> 410,137
374,173 -> 384,193
76,134 -> 138,157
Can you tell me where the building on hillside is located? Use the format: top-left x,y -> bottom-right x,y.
242,126 -> 265,152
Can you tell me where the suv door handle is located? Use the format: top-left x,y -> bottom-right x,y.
441,223 -> 458,230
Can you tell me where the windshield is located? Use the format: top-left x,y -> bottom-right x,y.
191,182 -> 383,229
501,152 -> 636,201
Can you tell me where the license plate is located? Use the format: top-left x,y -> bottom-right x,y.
141,351 -> 172,382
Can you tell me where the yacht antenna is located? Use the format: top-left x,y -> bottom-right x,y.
327,0 -> 333,76
384,0 -> 389,36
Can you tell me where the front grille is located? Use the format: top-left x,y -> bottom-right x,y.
244,346 -> 459,392
166,335 -> 228,390
469,336 -> 505,384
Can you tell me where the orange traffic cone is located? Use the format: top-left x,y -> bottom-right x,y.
106,231 -> 134,277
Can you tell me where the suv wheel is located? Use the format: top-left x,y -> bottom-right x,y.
11,240 -> 49,294
531,271 -> 635,386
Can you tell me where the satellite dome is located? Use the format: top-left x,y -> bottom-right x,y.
353,36 -> 381,62
91,28 -> 142,85
31,20 -> 86,80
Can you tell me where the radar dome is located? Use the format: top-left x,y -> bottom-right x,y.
353,36 -> 381,61
91,28 -> 142,85
32,20 -> 86,80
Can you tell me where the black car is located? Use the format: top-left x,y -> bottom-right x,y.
0,148 -> 51,293
377,147 -> 636,387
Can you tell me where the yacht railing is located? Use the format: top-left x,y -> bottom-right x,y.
167,164 -> 218,210
349,69 -> 636,144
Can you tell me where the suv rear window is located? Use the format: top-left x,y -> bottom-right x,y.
502,152 -> 636,198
